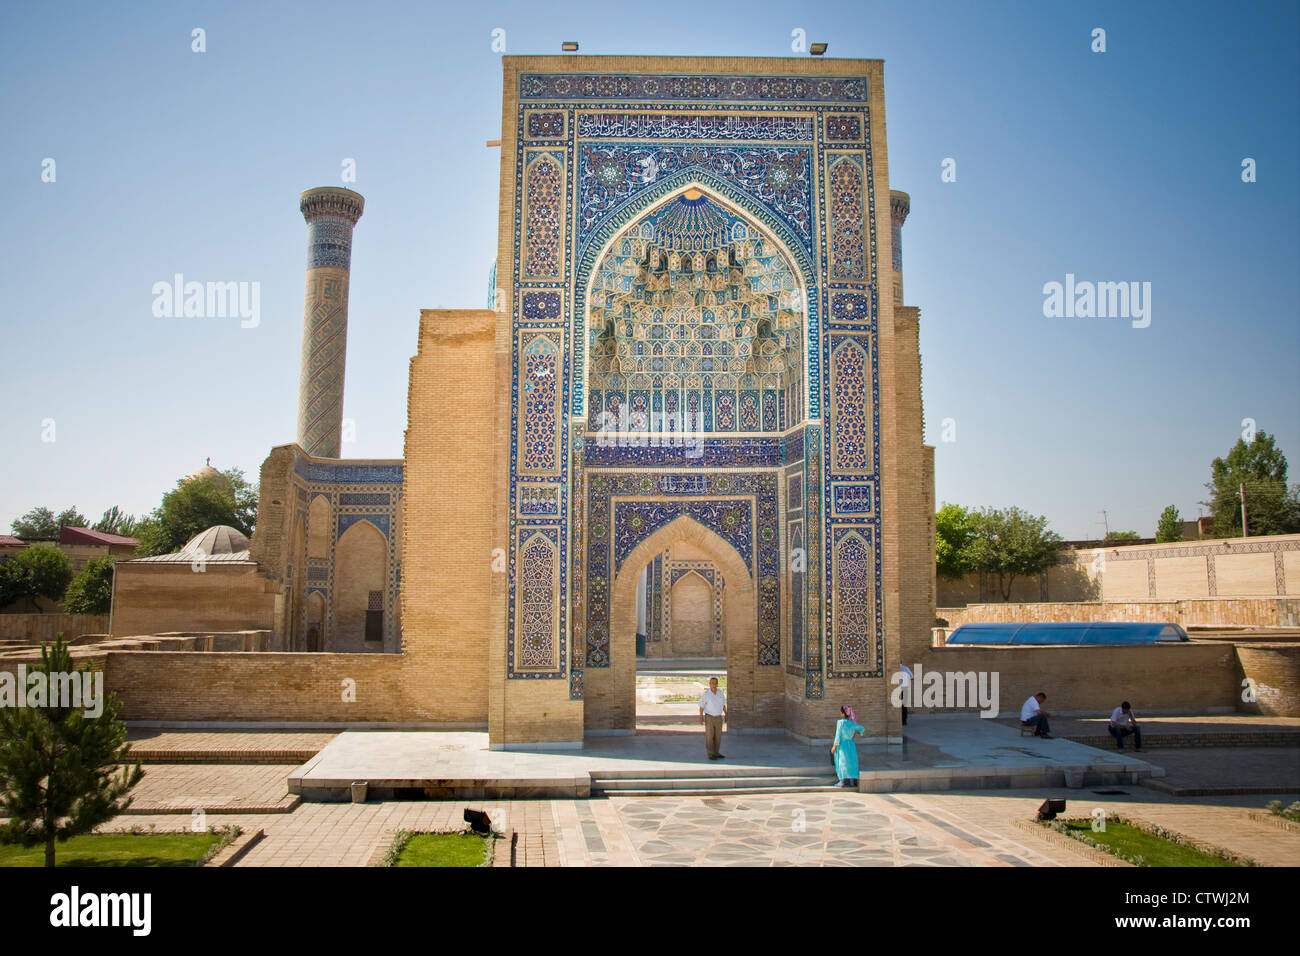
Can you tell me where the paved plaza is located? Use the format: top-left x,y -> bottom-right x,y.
99,777 -> 1300,868
84,715 -> 1300,867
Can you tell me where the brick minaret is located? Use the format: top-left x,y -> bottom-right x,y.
296,187 -> 364,459
889,189 -> 910,304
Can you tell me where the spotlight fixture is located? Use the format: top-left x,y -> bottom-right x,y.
562,41 -> 579,52
464,808 -> 493,834
1036,798 -> 1067,821
810,42 -> 828,56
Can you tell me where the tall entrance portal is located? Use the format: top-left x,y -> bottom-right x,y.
402,55 -> 935,748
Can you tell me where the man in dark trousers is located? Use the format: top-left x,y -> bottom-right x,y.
1108,701 -> 1142,750
698,676 -> 727,759
1021,691 -> 1053,738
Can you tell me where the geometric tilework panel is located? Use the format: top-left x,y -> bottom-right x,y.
829,527 -> 881,678
517,530 -> 560,671
520,331 -> 562,474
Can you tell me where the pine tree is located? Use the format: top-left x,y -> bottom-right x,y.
0,638 -> 143,866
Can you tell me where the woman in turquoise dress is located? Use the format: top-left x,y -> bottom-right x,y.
831,705 -> 865,787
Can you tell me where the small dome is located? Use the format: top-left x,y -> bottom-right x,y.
186,457 -> 221,483
182,525 -> 250,556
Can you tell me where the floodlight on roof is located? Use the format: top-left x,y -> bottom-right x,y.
810,42 -> 828,56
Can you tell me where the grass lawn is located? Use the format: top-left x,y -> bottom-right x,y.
391,832 -> 490,867
1058,819 -> 1240,867
0,832 -> 224,868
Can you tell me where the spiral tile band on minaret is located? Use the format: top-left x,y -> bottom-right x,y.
296,187 -> 364,459
889,189 -> 910,303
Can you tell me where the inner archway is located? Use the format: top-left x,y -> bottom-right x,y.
586,515 -> 756,733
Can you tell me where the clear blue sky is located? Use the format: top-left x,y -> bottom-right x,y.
1,0 -> 1296,541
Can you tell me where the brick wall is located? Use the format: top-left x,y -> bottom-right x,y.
0,613 -> 110,642
400,309 -> 499,724
918,643 -> 1240,715
110,563 -> 277,639
105,652 -> 414,722
1235,644 -> 1300,717
939,597 -> 1300,629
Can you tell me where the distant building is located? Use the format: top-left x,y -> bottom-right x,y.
57,526 -> 138,569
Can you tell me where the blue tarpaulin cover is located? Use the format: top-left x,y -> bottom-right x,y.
945,621 -> 1189,645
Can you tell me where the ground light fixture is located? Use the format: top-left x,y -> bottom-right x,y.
1036,798 -> 1067,821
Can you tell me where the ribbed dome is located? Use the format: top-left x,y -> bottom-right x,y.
186,458 -> 221,483
182,525 -> 250,556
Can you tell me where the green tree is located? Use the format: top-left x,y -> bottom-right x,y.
92,506 -> 137,537
0,544 -> 73,612
134,467 -> 257,557
0,638 -> 143,867
935,503 -> 975,581
1155,505 -> 1183,543
55,508 -> 88,530
1203,431 -> 1300,537
63,556 -> 117,615
964,506 -> 1063,601
10,507 -> 87,539
11,507 -> 57,539
1104,530 -> 1141,542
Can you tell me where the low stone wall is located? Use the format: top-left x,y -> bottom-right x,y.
939,597 -> 1300,629
916,642 -> 1240,716
104,652 -> 415,723
0,613 -> 110,642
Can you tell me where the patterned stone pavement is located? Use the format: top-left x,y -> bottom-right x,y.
562,792 -> 1083,867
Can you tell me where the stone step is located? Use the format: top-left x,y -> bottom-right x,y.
592,765 -> 831,781
125,749 -> 319,765
606,785 -> 846,798
593,774 -> 838,794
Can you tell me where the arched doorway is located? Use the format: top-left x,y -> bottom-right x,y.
333,519 -> 387,652
586,515 -> 757,732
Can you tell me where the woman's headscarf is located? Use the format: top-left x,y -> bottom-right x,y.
843,705 -> 856,722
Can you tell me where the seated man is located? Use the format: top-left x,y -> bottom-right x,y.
1020,692 -> 1053,738
1108,701 -> 1142,750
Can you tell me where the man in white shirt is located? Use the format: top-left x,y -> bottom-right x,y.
698,677 -> 728,759
1020,692 -> 1053,738
1108,701 -> 1142,750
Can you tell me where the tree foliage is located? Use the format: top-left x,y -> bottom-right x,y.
92,506 -> 137,537
935,503 -> 975,581
63,556 -> 117,615
134,468 -> 257,557
963,506 -> 1063,601
0,638 -> 143,866
1104,530 -> 1141,542
10,507 -> 89,539
0,544 -> 73,611
1204,431 -> 1300,537
1155,505 -> 1183,543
